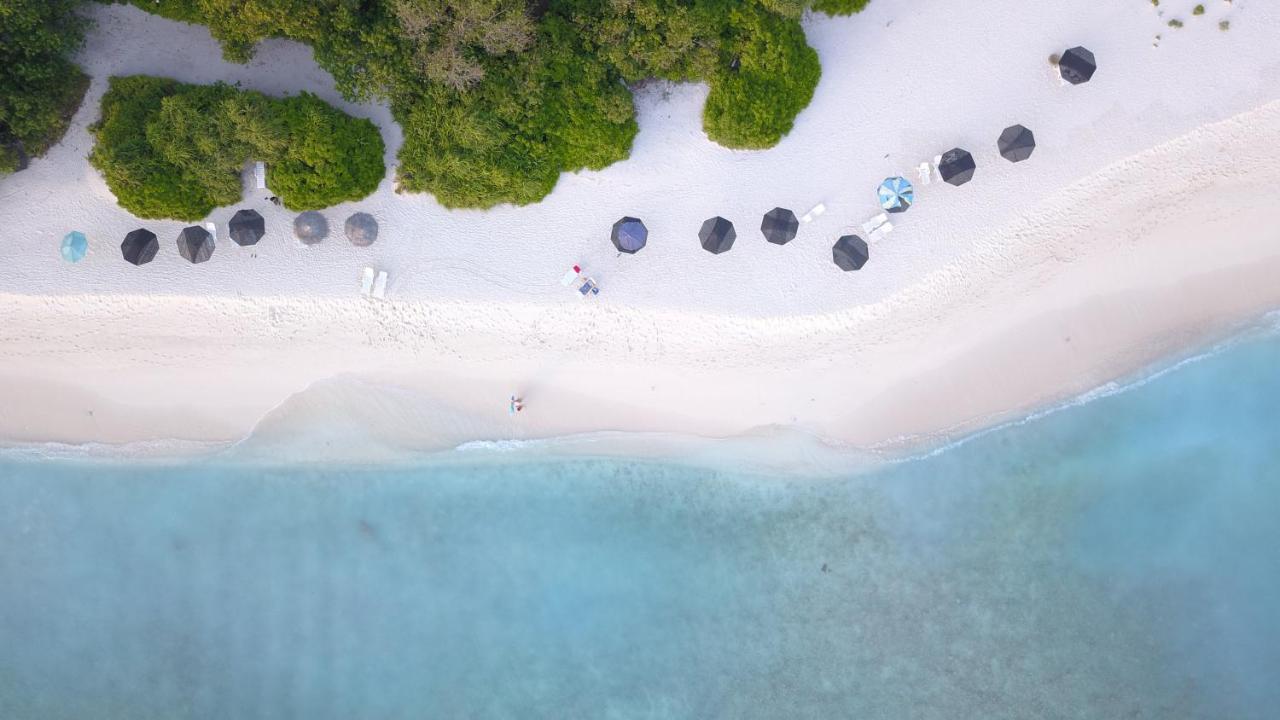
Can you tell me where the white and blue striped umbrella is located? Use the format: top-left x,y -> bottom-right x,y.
878,176 -> 914,213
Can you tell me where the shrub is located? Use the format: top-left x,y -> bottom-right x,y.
89,76 -> 384,220
0,0 -> 90,170
107,0 -> 871,208
703,5 -> 822,149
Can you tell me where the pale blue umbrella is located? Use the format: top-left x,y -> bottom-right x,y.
61,231 -> 87,263
878,177 -> 914,213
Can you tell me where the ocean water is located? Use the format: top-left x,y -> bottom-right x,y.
1,333 -> 1278,719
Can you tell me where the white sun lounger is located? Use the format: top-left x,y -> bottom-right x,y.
204,222 -> 217,242
801,202 -> 826,224
254,161 -> 266,190
917,161 -> 933,185
861,213 -> 889,235
871,220 -> 894,240
360,267 -> 375,297
372,271 -> 388,299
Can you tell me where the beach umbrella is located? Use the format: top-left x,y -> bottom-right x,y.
345,212 -> 379,247
833,235 -> 869,271
611,216 -> 647,254
177,226 -> 214,264
938,148 -> 976,186
760,207 -> 799,245
699,216 -> 736,254
998,124 -> 1036,163
60,231 -> 87,263
121,229 -> 159,266
294,212 -> 329,245
228,209 -> 265,246
1058,46 -> 1097,85
877,177 -> 914,213
177,224 -> 215,263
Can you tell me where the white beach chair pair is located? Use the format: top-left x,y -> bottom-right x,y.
360,267 -> 388,299
254,161 -> 267,190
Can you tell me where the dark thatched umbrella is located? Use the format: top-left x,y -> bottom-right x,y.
833,235 -> 869,272
760,207 -> 799,245
699,216 -> 736,254
939,148 -> 976,186
611,217 -> 647,254
121,229 -> 159,266
998,125 -> 1036,163
228,209 -> 266,247
294,212 -> 329,245
177,226 -> 214,264
344,212 -> 379,247
1058,46 -> 1097,85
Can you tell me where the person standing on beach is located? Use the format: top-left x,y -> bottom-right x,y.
509,395 -> 524,415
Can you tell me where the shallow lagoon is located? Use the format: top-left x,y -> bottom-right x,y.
1,334 -> 1277,719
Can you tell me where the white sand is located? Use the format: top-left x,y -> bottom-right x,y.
1,0 -> 1279,460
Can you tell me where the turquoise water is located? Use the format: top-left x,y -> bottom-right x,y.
1,333 -> 1278,718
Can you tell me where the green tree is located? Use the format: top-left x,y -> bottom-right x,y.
90,76 -> 385,219
0,0 -> 90,173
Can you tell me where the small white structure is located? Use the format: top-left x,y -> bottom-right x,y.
372,270 -> 388,299
801,202 -> 826,224
861,213 -> 889,235
560,265 -> 581,287
254,161 -> 266,190
204,222 -> 217,242
870,220 -> 894,240
917,161 -> 933,185
359,267 -> 375,297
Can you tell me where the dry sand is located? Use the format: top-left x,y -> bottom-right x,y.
1,0 -> 1278,462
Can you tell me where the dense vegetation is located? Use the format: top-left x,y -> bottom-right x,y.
89,76 -> 384,220
106,0 -> 870,208
0,0 -> 90,175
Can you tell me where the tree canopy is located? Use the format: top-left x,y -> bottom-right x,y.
90,76 -> 385,220
0,0 -> 90,174
105,0 -> 869,208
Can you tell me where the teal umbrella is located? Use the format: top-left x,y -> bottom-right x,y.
61,231 -> 87,263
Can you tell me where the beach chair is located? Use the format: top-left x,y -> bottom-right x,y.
577,277 -> 599,298
801,202 -> 826,224
372,271 -> 388,299
204,222 -> 218,243
254,161 -> 266,190
360,267 -> 375,297
871,220 -> 894,240
560,266 -> 581,287
861,213 -> 889,235
917,161 -> 933,185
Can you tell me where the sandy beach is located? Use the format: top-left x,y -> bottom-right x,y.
2,0 -> 1279,461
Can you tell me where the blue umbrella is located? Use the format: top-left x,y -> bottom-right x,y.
878,177 -> 914,213
61,231 -> 87,263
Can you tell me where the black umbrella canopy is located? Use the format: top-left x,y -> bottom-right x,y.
345,212 -> 379,247
998,124 -> 1036,162
228,209 -> 265,246
121,228 -> 159,266
699,216 -> 736,254
833,235 -> 869,271
939,148 -> 976,186
611,217 -> 647,254
1059,46 -> 1097,85
177,226 -> 214,264
294,211 -> 329,245
760,207 -> 799,245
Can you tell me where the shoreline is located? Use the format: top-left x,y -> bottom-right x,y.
2,309 -> 1276,477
